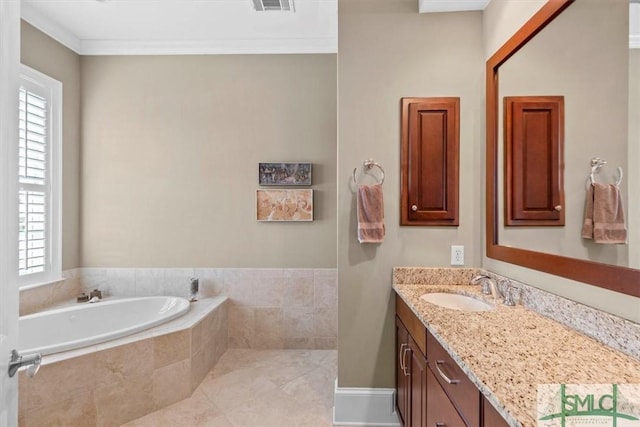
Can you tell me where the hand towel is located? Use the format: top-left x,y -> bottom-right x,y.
581,184 -> 595,239
357,184 -> 385,243
592,183 -> 627,244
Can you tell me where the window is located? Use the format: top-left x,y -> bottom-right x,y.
18,65 -> 61,287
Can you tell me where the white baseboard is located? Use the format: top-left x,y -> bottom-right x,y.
333,379 -> 401,426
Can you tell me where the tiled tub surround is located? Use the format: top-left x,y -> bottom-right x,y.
20,267 -> 337,349
19,268 -> 82,315
79,267 -> 337,350
18,297 -> 228,427
393,267 -> 640,427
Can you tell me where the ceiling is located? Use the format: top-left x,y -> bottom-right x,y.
21,0 -> 339,55
22,0 -> 640,55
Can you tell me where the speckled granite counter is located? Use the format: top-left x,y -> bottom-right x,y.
393,268 -> 640,427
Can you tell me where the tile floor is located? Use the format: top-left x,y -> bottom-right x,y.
123,349 -> 337,427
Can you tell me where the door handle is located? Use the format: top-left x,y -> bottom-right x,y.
402,347 -> 411,376
399,344 -> 406,373
8,349 -> 42,378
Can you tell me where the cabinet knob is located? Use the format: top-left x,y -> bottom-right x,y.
411,205 -> 418,212
554,205 -> 562,211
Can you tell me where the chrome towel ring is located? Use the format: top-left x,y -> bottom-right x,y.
589,157 -> 623,187
353,159 -> 385,185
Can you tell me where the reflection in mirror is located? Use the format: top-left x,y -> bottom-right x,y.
497,0 -> 638,268
486,0 -> 640,297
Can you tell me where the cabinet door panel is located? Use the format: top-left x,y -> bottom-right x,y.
396,317 -> 410,426
426,367 -> 467,427
504,96 -> 565,226
409,336 -> 427,427
401,97 -> 460,226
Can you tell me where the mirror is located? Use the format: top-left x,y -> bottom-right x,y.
486,0 -> 640,297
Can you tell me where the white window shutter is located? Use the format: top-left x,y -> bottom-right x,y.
18,65 -> 62,287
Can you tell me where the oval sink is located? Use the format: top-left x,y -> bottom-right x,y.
420,292 -> 493,312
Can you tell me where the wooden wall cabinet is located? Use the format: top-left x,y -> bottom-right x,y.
504,96 -> 565,226
396,294 -> 510,427
401,97 -> 460,226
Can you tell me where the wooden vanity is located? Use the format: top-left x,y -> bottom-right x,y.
396,295 -> 508,427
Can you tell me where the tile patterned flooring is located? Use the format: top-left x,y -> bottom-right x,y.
123,349 -> 337,427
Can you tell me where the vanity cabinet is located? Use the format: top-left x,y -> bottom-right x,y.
396,317 -> 410,425
426,330 -> 480,426
396,315 -> 427,426
396,294 -> 509,427
483,397 -> 510,427
426,367 -> 466,427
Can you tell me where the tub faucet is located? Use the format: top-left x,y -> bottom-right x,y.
189,277 -> 199,302
470,274 -> 502,300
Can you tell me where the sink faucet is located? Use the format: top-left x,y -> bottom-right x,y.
470,274 -> 502,300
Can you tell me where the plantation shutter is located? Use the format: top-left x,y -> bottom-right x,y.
18,87 -> 48,276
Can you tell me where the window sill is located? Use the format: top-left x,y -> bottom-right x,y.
20,277 -> 65,292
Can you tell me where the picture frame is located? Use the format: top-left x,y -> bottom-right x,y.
258,162 -> 312,186
256,189 -> 313,222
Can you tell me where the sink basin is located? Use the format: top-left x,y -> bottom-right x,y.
420,292 -> 493,312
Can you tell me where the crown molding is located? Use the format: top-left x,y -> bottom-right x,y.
78,37 -> 337,55
20,4 -> 336,56
419,0 -> 489,13
21,3 -> 82,54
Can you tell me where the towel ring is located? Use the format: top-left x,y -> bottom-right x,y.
352,159 -> 385,185
588,157 -> 623,187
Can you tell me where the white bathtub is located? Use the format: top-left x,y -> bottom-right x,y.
19,296 -> 190,355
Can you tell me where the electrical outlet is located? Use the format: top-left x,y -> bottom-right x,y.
451,245 -> 464,266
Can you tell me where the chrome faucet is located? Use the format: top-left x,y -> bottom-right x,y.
189,277 -> 199,302
470,274 -> 502,300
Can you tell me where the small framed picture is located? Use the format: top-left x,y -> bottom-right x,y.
258,162 -> 312,186
257,189 -> 313,222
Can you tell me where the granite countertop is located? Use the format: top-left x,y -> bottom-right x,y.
393,280 -> 640,427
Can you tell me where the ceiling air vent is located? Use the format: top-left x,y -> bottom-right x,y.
251,0 -> 295,12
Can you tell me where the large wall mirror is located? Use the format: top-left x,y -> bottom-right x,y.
486,0 -> 640,297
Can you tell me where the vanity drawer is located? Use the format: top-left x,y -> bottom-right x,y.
427,330 -> 480,426
396,295 -> 427,355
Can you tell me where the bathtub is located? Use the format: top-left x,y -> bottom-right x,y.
19,296 -> 190,355
19,296 -> 228,426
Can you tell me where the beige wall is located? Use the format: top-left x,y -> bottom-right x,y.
483,0 -> 546,59
337,0 -> 484,388
482,0 -> 640,323
80,54 -> 337,268
20,21 -> 82,271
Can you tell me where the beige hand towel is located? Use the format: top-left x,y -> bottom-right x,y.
592,183 -> 627,244
357,184 -> 385,243
581,184 -> 594,239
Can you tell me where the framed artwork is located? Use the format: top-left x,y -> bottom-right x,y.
258,162 -> 312,186
256,189 -> 313,222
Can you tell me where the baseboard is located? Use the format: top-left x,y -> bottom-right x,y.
333,379 -> 401,426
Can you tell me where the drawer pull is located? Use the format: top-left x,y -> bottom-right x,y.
435,360 -> 459,384
435,423 -> 445,427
